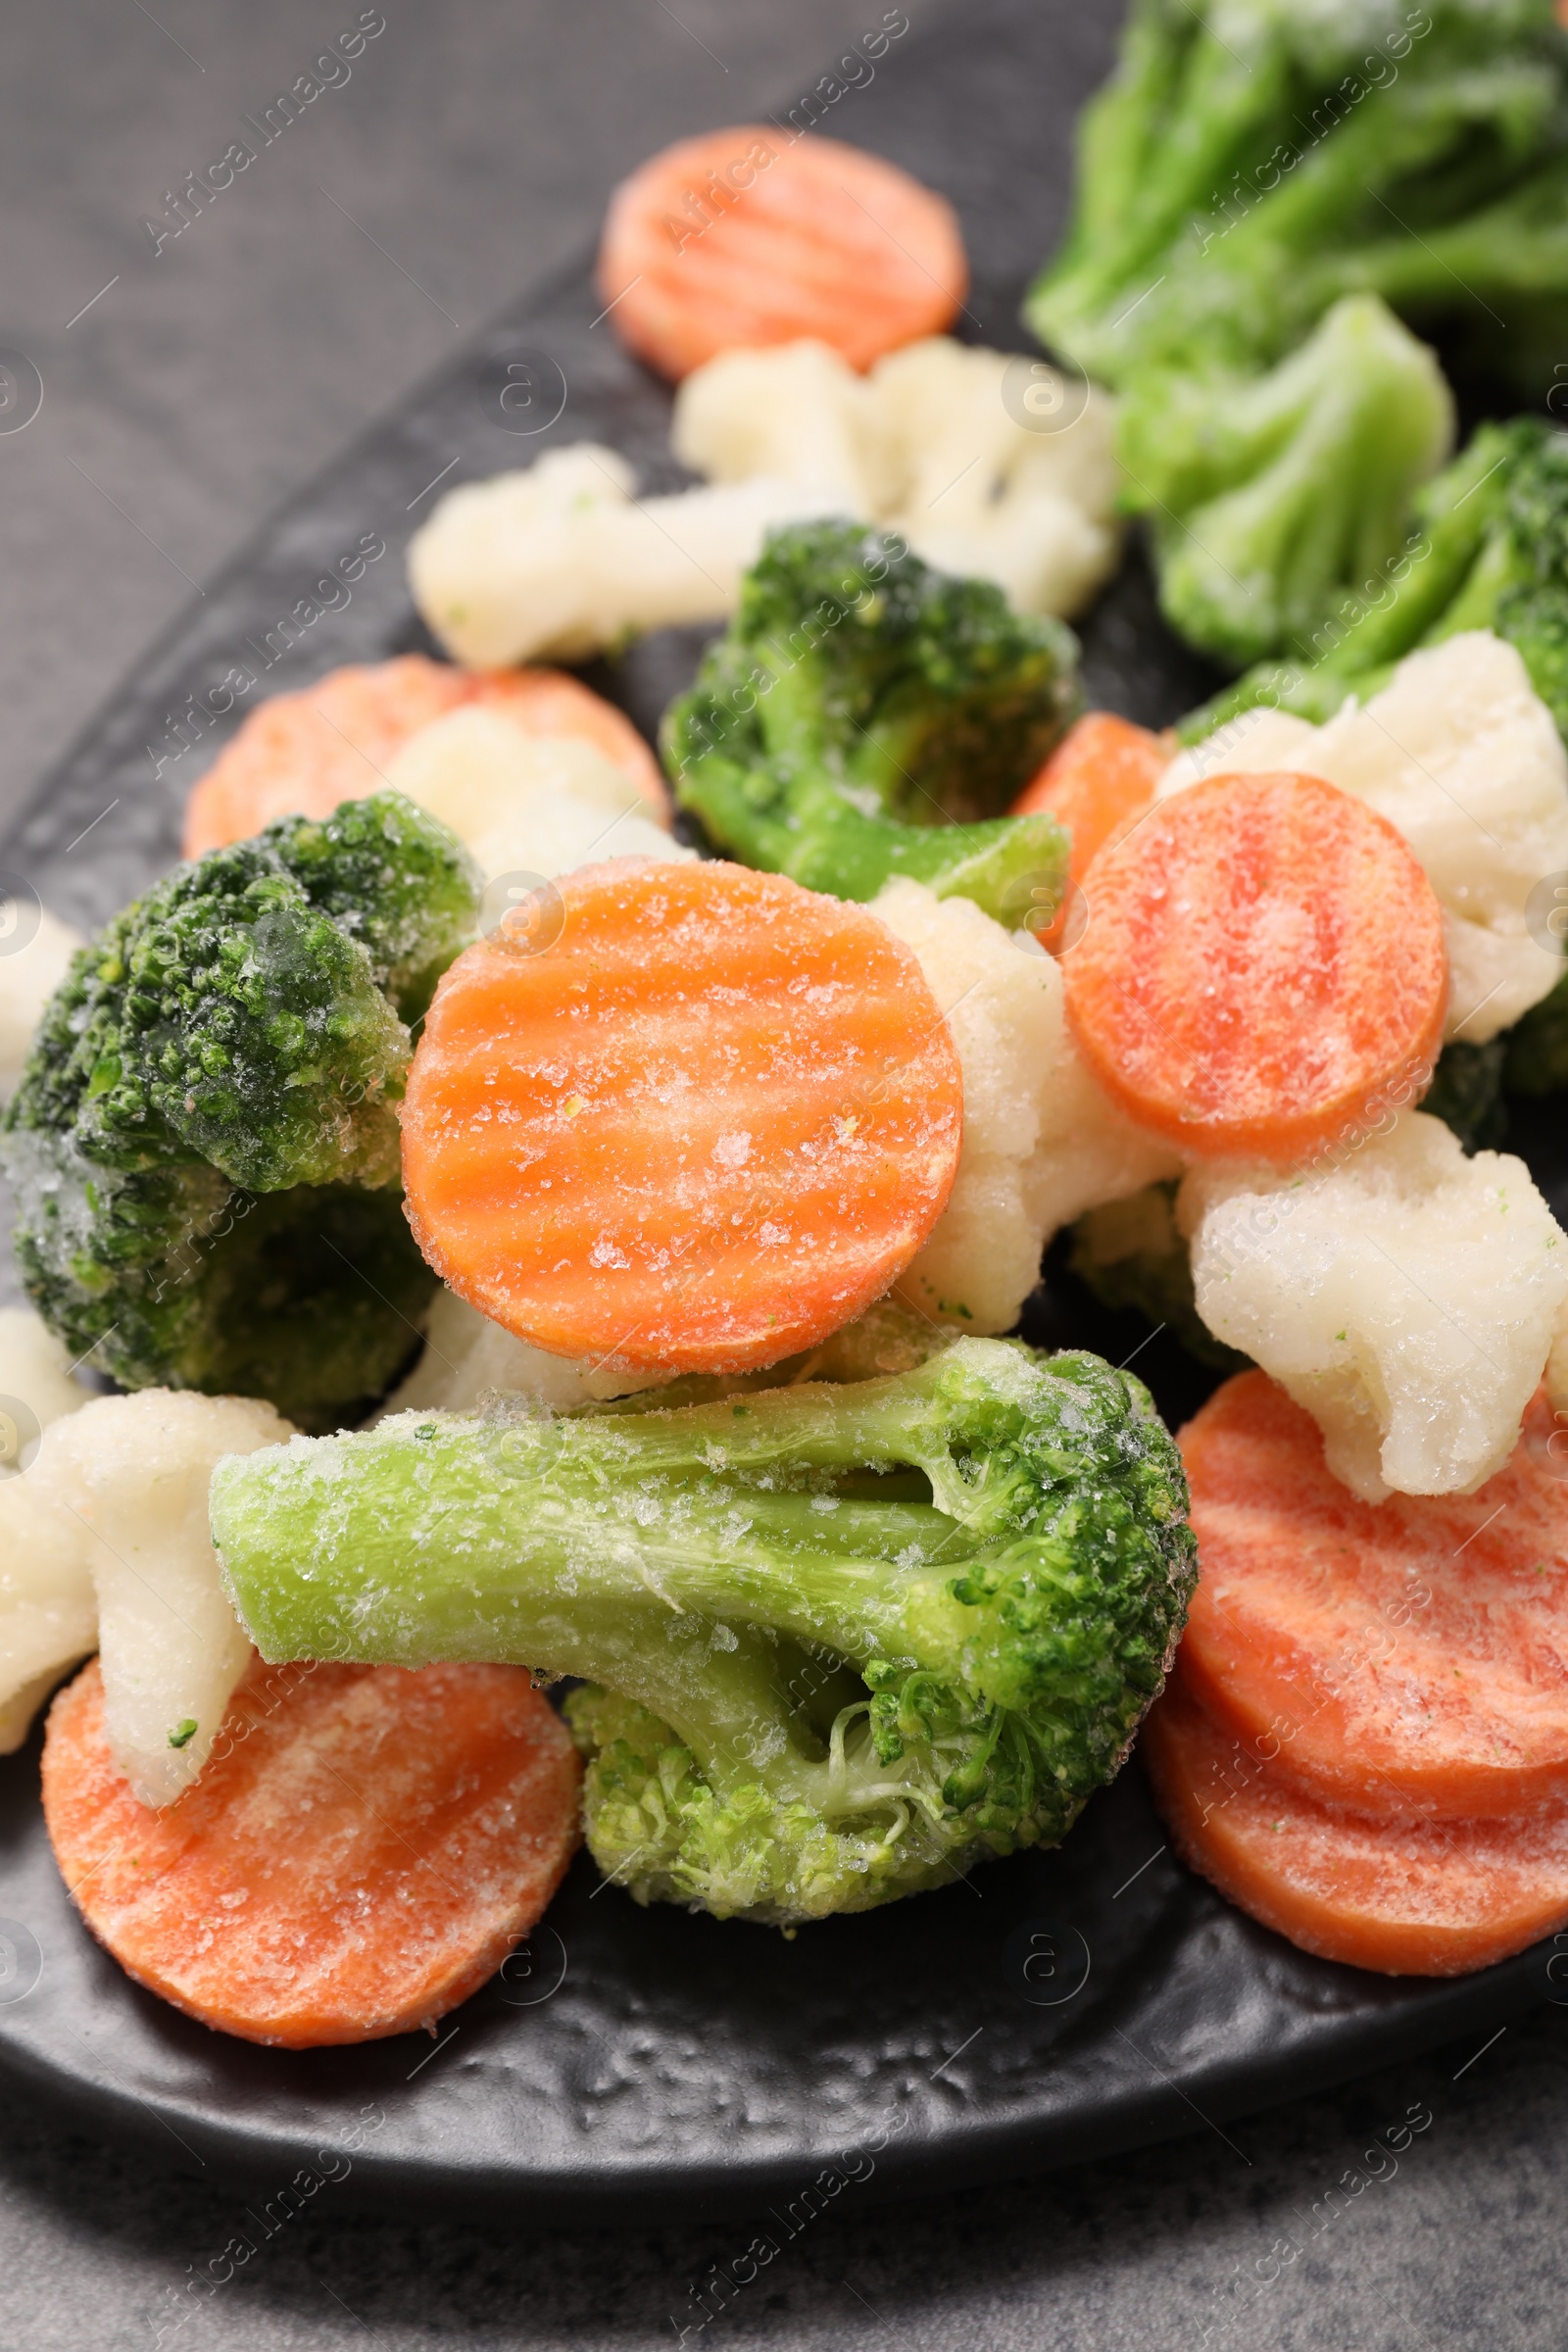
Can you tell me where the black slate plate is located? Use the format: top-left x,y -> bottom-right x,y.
0,0 -> 1558,2227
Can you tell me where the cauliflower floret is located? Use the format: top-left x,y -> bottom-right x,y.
871,883 -> 1181,1331
381,1286 -> 669,1417
872,338 -> 1122,619
380,709 -> 691,886
0,1446 -> 96,1752
408,444 -> 833,667
1181,1109 -> 1568,1501
43,1391 -> 294,1804
1162,632 -> 1568,1043
0,1305 -> 93,1475
1,900 -> 82,1102
672,339 -> 891,514
674,335 -> 1123,622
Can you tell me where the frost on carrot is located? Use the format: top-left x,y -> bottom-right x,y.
399,858 -> 964,1375
41,1655 -> 581,2048
1060,768 -> 1448,1163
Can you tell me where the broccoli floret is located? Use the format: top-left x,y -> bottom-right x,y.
1119,295 -> 1453,667
1069,1183 -> 1249,1374
212,1338 -> 1197,1926
1025,0 -> 1568,667
1182,419 -> 1568,740
1027,0 -> 1568,393
3,792 -> 478,1429
662,521 -> 1079,926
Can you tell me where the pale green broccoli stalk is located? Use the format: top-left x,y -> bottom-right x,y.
3,792 -> 478,1429
1118,295 -> 1453,667
662,521 -> 1078,925
213,1339 -> 1197,1927
1026,0 -> 1568,392
1181,419 -> 1568,739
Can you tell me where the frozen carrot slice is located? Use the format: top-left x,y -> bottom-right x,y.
1059,768 -> 1447,1162
1144,1673 -> 1568,1977
399,858 -> 963,1374
1009,712 -> 1168,880
1174,1370 -> 1568,1818
182,655 -> 666,857
42,1654 -> 580,2048
596,125 -> 967,380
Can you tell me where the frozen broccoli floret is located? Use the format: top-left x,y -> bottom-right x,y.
662,520 -> 1079,924
1026,0 -> 1568,394
3,793 -> 478,1429
213,1338 -> 1197,1927
1118,295 -> 1453,667
1024,0 -> 1568,666
1185,419 -> 1568,741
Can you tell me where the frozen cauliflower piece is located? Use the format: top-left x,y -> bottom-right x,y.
871,882 -> 1181,1332
673,340 -> 890,515
0,1441 -> 97,1752
380,709 -> 690,887
1164,632 -> 1568,1043
1,900 -> 82,1102
1182,1110 -> 1568,1502
47,1391 -> 293,1805
380,1286 -> 670,1418
674,335 -> 1123,620
408,444 -> 833,667
0,1305 -> 93,1475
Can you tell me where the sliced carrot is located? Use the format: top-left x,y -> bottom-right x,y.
596,125 -> 967,380
400,858 -> 963,1374
1060,769 -> 1447,1163
1144,1673 -> 1568,1977
41,1654 -> 580,2048
1009,712 -> 1169,880
1174,1370 -> 1568,1818
181,655 -> 667,858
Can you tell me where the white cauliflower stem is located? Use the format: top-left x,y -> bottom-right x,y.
1,1391 -> 293,1798
1,901 -> 82,1103
1182,1110 -> 1568,1501
1165,632 -> 1568,1042
872,882 -> 1181,1332
408,444 -> 831,668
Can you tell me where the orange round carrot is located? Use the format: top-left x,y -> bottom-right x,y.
1175,1370 -> 1568,1818
596,125 -> 967,380
400,858 -> 963,1374
42,1654 -> 581,2048
1010,712 -> 1168,878
181,655 -> 667,858
1060,769 -> 1447,1163
1143,1673 -> 1568,1977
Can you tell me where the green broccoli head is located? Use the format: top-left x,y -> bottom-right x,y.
1180,417 -> 1568,738
3,791 -> 477,1428
662,521 -> 1079,926
1026,0 -> 1568,393
1120,295 -> 1453,667
212,1337 -> 1197,1926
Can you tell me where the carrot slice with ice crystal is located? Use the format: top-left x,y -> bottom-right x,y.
1060,768 -> 1447,1162
399,858 -> 964,1374
42,1654 -> 580,2048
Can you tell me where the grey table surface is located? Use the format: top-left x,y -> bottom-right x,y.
3,4 -> 1568,2347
